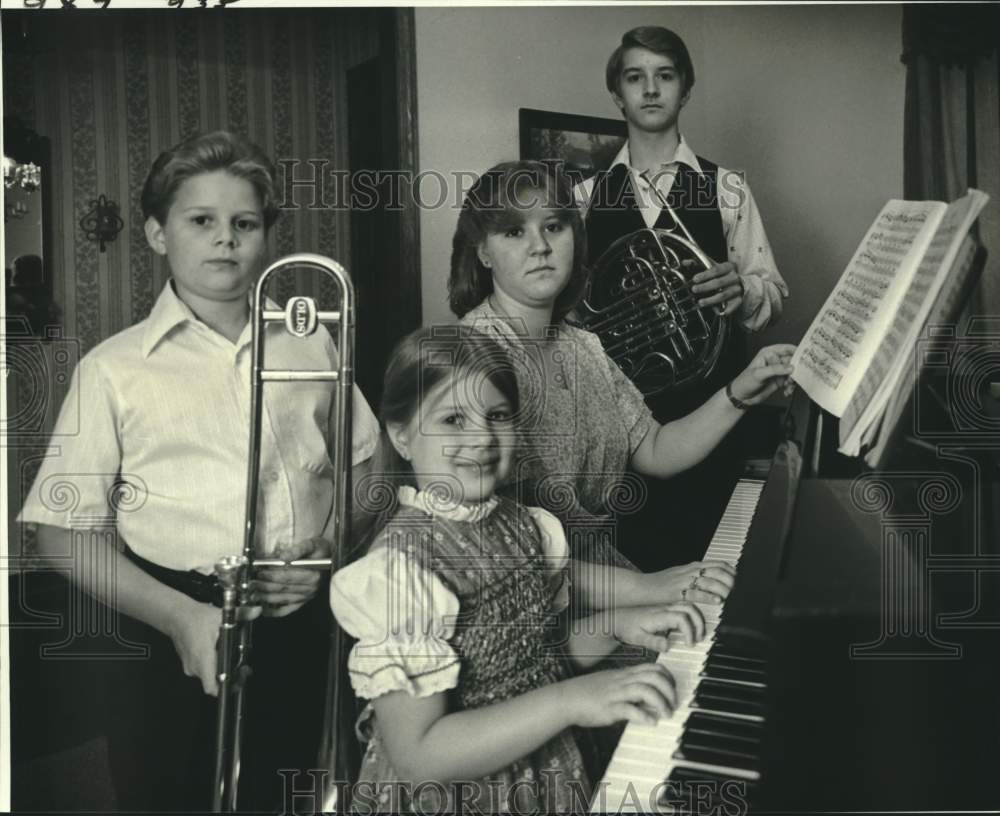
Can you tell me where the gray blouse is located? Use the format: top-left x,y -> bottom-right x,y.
461,300 -> 656,518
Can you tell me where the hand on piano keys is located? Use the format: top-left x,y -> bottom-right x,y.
640,560 -> 737,606
593,478 -> 767,813
609,602 -> 708,654
567,663 -> 679,728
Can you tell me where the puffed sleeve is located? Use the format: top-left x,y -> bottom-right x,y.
330,544 -> 462,700
525,506 -> 570,613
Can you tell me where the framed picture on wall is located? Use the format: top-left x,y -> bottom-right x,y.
519,108 -> 627,179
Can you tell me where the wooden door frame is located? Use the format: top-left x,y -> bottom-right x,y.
386,8 -> 421,327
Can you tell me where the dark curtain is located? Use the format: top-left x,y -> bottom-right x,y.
902,4 -> 1000,314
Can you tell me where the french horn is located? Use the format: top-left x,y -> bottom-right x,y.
578,172 -> 728,397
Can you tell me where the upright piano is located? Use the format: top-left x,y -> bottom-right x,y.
595,368 -> 1000,813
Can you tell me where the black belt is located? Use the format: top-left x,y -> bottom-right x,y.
123,546 -> 224,608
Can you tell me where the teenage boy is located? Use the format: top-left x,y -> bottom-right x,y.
576,26 -> 790,568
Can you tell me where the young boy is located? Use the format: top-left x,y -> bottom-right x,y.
17,130 -> 379,811
576,27 -> 791,568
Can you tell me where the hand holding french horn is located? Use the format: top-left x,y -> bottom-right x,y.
689,259 -> 744,316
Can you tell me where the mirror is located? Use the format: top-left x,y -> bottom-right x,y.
4,117 -> 57,337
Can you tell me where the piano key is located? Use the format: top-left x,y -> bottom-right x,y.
668,758 -> 760,782
696,677 -> 765,699
591,478 -> 766,812
682,704 -> 764,724
674,744 -> 761,775
669,765 -> 752,785
657,647 -> 768,691
676,730 -> 762,766
660,767 -> 758,811
692,684 -> 766,718
703,654 -> 767,674
698,666 -> 767,688
705,647 -> 767,666
683,712 -> 764,743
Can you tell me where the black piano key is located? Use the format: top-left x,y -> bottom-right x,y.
669,766 -> 749,785
699,664 -> 767,687
678,727 -> 762,764
690,698 -> 765,720
692,681 -> 766,718
698,678 -> 766,703
659,767 -> 757,811
678,721 -> 763,753
684,712 -> 764,744
704,654 -> 768,675
708,641 -> 767,665
674,742 -> 761,774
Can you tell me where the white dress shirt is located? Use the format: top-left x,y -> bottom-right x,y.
18,281 -> 379,573
575,136 -> 789,331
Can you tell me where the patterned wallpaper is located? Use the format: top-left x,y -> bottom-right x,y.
3,8 -> 383,543
6,8 -> 381,348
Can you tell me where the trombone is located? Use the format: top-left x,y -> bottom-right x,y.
213,253 -> 356,813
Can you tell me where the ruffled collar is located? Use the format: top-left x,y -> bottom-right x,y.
397,485 -> 499,523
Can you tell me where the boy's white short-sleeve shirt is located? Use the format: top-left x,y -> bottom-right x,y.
18,281 -> 379,573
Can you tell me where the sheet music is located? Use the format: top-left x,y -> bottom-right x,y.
838,192 -> 985,450
841,191 -> 989,456
792,199 -> 944,417
865,241 -> 986,468
862,239 -> 977,466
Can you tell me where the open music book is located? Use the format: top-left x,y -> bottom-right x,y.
790,189 -> 989,461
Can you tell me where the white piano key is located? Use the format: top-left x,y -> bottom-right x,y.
591,478 -> 765,812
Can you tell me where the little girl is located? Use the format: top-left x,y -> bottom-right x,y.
330,326 -> 705,813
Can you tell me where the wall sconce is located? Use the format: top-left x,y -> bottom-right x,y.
80,194 -> 124,253
5,200 -> 29,221
4,155 -> 40,222
4,156 -> 40,191
2,154 -> 18,186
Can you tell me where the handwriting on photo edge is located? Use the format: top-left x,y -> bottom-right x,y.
22,0 -> 242,10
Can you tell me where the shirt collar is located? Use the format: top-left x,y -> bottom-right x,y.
141,280 -> 276,358
610,134 -> 704,178
141,281 -> 199,358
397,484 -> 499,523
461,299 -> 568,358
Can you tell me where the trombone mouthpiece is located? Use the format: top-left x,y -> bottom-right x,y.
215,555 -> 249,588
